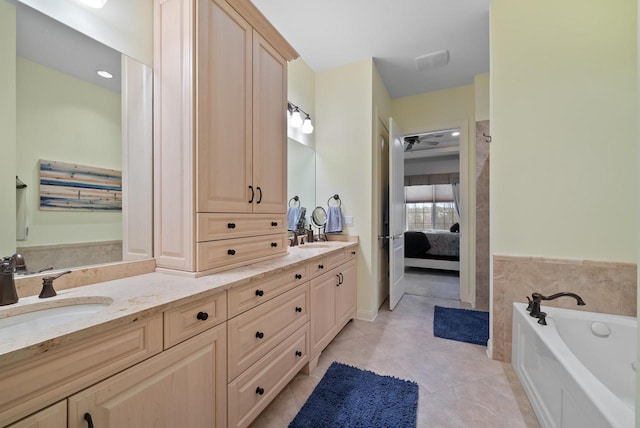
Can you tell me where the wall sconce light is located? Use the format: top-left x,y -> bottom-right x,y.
287,102 -> 313,134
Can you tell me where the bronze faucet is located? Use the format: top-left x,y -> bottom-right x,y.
526,292 -> 586,325
0,254 -> 20,306
39,270 -> 72,298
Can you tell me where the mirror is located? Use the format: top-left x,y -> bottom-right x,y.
5,2 -> 152,274
287,137 -> 315,230
311,206 -> 327,227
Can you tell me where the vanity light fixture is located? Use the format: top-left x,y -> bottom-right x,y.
287,101 -> 313,133
78,0 -> 109,8
97,70 -> 113,79
301,114 -> 314,134
451,131 -> 460,137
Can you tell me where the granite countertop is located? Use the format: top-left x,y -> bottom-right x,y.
0,240 -> 357,366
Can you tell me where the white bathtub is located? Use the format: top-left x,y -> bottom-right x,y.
512,302 -> 636,428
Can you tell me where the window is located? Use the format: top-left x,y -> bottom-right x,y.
405,185 -> 459,230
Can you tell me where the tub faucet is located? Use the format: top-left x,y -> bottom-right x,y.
526,292 -> 586,325
0,254 -> 20,306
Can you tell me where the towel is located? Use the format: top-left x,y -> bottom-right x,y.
325,206 -> 343,233
288,207 -> 302,231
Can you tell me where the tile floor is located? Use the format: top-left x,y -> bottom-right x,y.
404,267 -> 461,300
250,272 -> 540,428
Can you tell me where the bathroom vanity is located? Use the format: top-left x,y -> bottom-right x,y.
0,241 -> 357,428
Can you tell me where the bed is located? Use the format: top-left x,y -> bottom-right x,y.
404,229 -> 460,271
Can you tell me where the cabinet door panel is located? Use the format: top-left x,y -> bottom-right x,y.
252,30 -> 287,214
7,401 -> 66,428
197,0 -> 253,213
336,260 -> 357,329
68,324 -> 227,428
310,269 -> 338,356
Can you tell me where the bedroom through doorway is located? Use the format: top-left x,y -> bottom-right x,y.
403,128 -> 462,302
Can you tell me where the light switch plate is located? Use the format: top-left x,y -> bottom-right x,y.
344,216 -> 353,227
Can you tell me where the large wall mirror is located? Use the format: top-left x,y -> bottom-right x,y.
287,138 -> 315,231
4,1 -> 153,275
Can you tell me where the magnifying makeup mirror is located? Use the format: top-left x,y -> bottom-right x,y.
310,206 -> 327,241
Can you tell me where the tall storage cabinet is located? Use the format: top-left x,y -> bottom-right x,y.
154,0 -> 297,274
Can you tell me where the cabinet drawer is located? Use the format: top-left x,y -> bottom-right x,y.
228,264 -> 307,317
7,400 -> 66,428
0,315 -> 163,427
197,213 -> 286,241
228,325 -> 308,428
197,233 -> 287,272
164,291 -> 227,348
227,285 -> 308,380
326,248 -> 347,268
345,246 -> 357,260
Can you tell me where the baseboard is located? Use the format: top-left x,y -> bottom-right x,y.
356,308 -> 377,322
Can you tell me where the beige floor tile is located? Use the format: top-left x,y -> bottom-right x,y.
250,270 -> 538,428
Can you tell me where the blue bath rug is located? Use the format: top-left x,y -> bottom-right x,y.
289,362 -> 418,428
433,305 -> 489,346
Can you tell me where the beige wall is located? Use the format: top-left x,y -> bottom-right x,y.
491,0 -> 637,263
0,1 -> 16,256
391,84 -> 476,304
315,58 -> 377,319
474,73 -> 489,122
16,0 -> 153,66
16,58 -> 122,247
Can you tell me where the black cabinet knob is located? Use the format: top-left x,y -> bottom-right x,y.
295,350 -> 302,357
351,251 -> 356,255
295,306 -> 302,313
84,413 -> 94,428
256,331 -> 264,339
271,221 -> 278,227
196,311 -> 209,321
227,249 -> 236,255
271,242 -> 278,247
318,264 -> 324,269
255,289 -> 264,297
256,387 -> 265,395
227,223 -> 236,229
295,273 -> 302,279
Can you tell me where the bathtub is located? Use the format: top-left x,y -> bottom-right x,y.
512,302 -> 636,428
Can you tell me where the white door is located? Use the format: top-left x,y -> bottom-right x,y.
388,117 -> 405,310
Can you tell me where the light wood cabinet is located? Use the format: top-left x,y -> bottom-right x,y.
310,259 -> 357,359
163,291 -> 227,349
154,0 -> 297,273
68,324 -> 227,428
7,401 -> 66,428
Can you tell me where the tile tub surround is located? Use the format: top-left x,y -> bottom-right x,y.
16,240 -> 123,274
475,120 -> 490,311
0,240 -> 357,365
492,254 -> 637,362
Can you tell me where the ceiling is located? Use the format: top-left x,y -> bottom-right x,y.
403,128 -> 459,160
15,1 -> 121,93
251,0 -> 490,99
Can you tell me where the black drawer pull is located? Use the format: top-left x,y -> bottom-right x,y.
295,273 -> 302,279
296,350 -> 302,357
227,222 -> 236,229
196,311 -> 209,321
256,331 -> 264,339
227,249 -> 236,255
336,274 -> 341,286
84,413 -> 94,428
248,185 -> 254,203
256,186 -> 263,204
271,221 -> 278,227
256,386 -> 265,395
339,273 -> 344,285
271,242 -> 278,247
295,306 -> 302,313
255,289 -> 264,297
318,264 -> 324,269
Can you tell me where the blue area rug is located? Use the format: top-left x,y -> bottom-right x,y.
289,362 -> 419,428
433,305 -> 489,346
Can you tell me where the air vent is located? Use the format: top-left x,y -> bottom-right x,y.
415,50 -> 449,72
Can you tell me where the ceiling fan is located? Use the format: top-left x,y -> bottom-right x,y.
404,135 -> 440,151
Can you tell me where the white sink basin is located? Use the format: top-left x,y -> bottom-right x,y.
0,297 -> 112,340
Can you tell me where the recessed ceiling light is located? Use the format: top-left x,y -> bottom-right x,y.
451,131 -> 460,137
79,0 -> 108,8
97,70 -> 113,79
